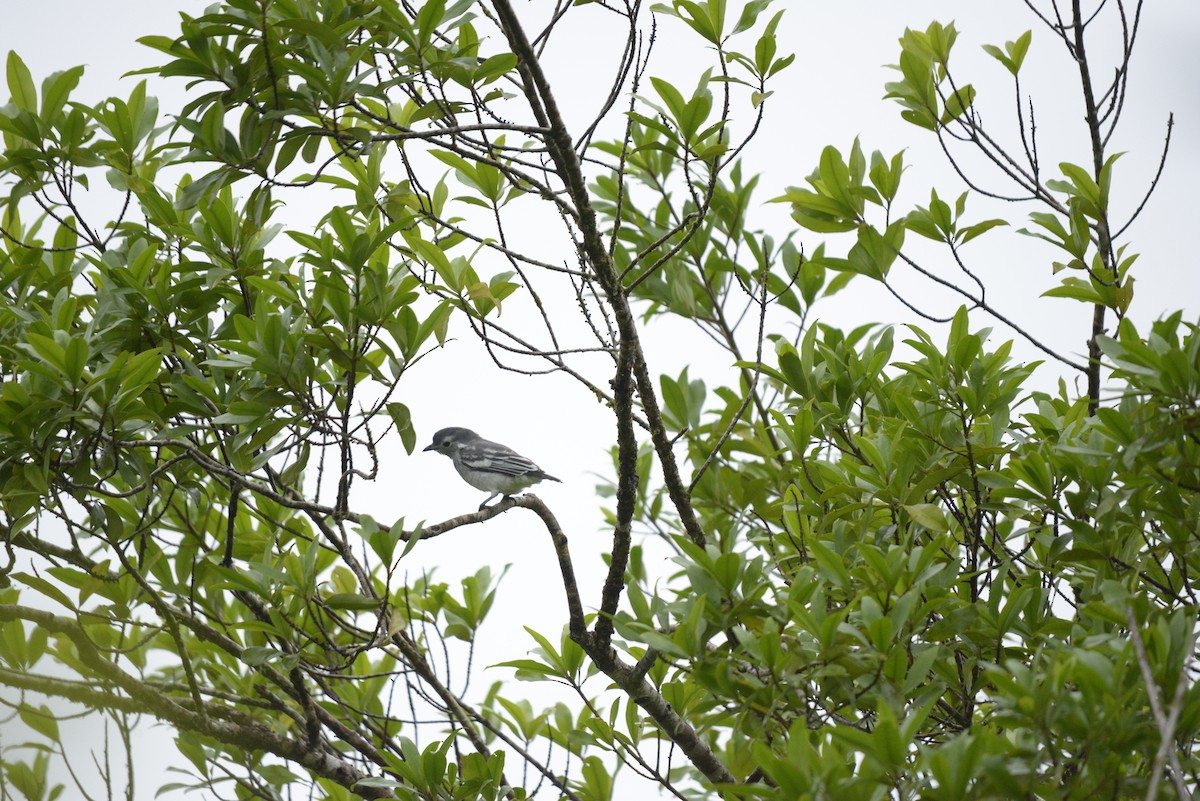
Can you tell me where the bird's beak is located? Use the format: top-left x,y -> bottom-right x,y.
422,444 -> 435,452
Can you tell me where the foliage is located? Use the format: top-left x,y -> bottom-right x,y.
0,0 -> 1194,799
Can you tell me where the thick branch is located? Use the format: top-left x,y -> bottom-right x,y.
594,334 -> 638,648
511,495 -> 736,787
0,603 -> 392,799
586,643 -> 736,786
1070,0 -> 1117,413
489,0 -> 707,552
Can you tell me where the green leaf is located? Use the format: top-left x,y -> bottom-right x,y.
475,53 -> 517,84
902,503 -> 950,533
732,0 -> 772,35
649,76 -> 688,125
808,541 -> 851,588
1058,161 -> 1101,208
387,402 -> 417,454
983,32 -> 1032,76
11,573 -> 75,610
19,703 -> 59,741
1042,277 -> 1104,305
869,150 -> 904,204
6,51 -> 37,112
981,44 -> 1013,73
40,65 -> 84,121
323,593 -> 381,611
1011,30 -> 1032,65
958,218 -> 1007,245
940,83 -> 975,124
668,0 -> 724,44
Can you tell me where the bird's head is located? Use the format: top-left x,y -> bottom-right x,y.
423,427 -> 479,456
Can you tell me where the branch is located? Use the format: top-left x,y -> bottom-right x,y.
0,604 -> 394,800
688,258 -> 771,493
510,495 -> 736,787
399,495 -> 530,542
1070,0 -> 1118,413
1126,606 -> 1193,801
489,0 -> 708,552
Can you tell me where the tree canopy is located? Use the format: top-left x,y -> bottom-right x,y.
0,0 -> 1196,799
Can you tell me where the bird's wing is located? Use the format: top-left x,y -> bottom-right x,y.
460,441 -> 543,477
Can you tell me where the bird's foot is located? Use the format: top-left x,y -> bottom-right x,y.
480,494 -> 518,512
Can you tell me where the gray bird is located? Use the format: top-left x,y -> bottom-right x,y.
423,427 -> 561,510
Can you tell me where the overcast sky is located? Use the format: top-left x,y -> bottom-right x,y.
3,1 -> 1197,798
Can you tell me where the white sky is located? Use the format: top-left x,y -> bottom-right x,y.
2,1 -> 1197,798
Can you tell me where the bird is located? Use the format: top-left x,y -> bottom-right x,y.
423,427 -> 561,510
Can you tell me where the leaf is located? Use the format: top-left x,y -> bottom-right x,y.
323,593 -> 381,611
40,65 -> 84,121
19,703 -> 59,741
1114,277 -> 1135,314
1042,278 -> 1104,305
982,44 -> 1013,73
808,541 -> 851,588
958,218 -> 1007,245
1058,161 -> 1101,208
649,76 -> 688,125
982,32 -> 1032,76
750,89 -> 772,108
494,657 -> 561,680
355,778 -> 405,790
240,646 -> 283,666
6,51 -> 37,112
732,0 -> 772,35
175,169 -> 231,210
475,53 -> 517,84
902,503 -> 950,533
11,572 -> 75,610
669,0 -> 723,44
1009,30 -> 1032,73
387,402 -> 417,454
869,150 -> 904,204
940,83 -> 975,124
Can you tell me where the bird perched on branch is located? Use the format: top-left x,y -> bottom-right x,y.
423,427 -> 561,510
